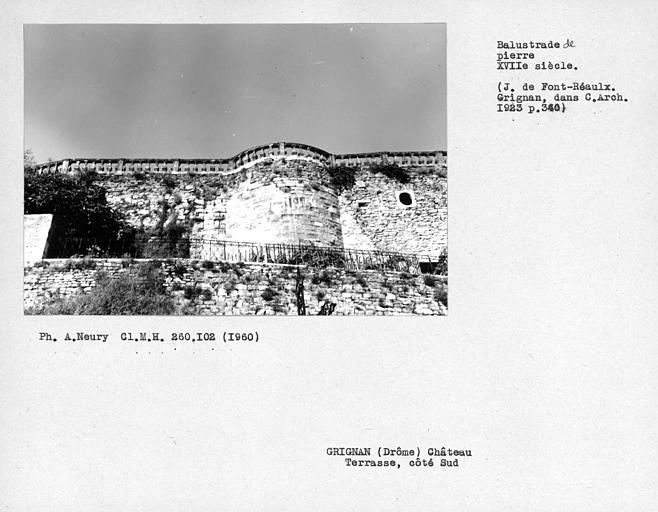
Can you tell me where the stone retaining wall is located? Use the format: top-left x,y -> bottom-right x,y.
24,259 -> 447,316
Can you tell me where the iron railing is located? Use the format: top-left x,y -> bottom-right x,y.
50,236 -> 447,275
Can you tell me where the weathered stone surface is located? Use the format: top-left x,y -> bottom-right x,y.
24,259 -> 447,316
340,167 -> 447,258
51,156 -> 446,261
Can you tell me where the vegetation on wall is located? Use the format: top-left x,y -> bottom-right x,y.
326,161 -> 411,194
25,259 -> 448,315
433,283 -> 448,308
369,162 -> 410,183
134,200 -> 190,258
435,246 -> 448,276
24,151 -> 191,259
24,165 -> 133,257
26,262 -> 176,315
161,174 -> 177,191
326,164 -> 356,193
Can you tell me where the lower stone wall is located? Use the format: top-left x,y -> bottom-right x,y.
24,259 -> 447,316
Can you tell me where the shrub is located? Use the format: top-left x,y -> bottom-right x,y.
355,275 -> 368,288
327,165 -> 356,193
318,270 -> 333,286
25,295 -> 79,315
161,174 -> 176,190
216,261 -> 232,273
31,264 -> 176,315
173,260 -> 187,277
423,274 -> 438,287
201,260 -> 215,270
223,279 -> 237,294
261,287 -> 278,301
141,259 -> 163,273
370,162 -> 410,183
62,257 -> 97,271
434,284 -> 448,307
435,247 -> 448,276
184,284 -> 213,301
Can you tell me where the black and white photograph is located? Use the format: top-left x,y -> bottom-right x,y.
6,1 -> 657,510
23,23 -> 448,315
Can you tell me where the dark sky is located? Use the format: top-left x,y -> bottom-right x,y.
24,24 -> 446,163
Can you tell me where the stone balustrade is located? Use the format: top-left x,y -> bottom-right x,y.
31,142 -> 447,175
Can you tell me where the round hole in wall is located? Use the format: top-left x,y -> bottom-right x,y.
398,192 -> 413,206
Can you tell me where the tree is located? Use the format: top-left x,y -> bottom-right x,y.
24,165 -> 134,257
24,148 -> 37,169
